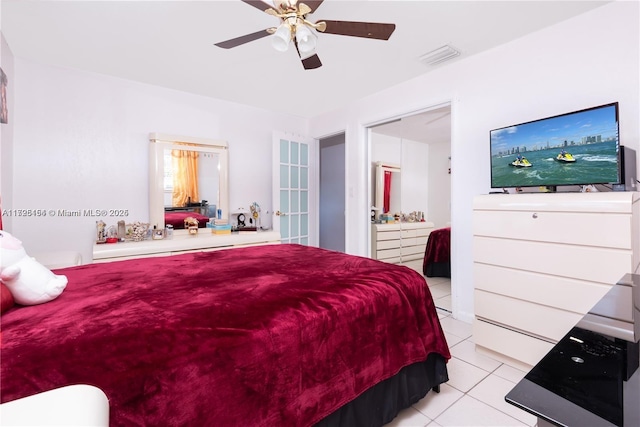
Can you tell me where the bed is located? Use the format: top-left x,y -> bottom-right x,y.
1,244 -> 450,426
164,210 -> 210,229
423,227 -> 451,278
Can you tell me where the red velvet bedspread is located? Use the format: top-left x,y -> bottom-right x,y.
1,244 -> 450,426
423,227 -> 451,278
164,211 -> 210,229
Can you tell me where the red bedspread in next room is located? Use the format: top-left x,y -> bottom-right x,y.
1,244 -> 450,426
423,227 -> 451,278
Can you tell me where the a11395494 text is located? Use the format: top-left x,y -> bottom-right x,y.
1,209 -> 129,217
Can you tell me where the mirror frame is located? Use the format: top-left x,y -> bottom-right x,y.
149,132 -> 229,231
374,161 -> 401,220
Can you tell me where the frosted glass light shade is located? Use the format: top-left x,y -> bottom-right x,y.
295,24 -> 316,54
272,24 -> 291,52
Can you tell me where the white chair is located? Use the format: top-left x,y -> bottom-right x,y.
0,384 -> 109,426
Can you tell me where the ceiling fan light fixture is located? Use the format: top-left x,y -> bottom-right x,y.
298,45 -> 317,61
272,23 -> 292,52
215,0 -> 397,70
419,45 -> 460,66
295,23 -> 317,54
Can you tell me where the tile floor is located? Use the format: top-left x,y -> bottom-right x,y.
385,277 -> 537,427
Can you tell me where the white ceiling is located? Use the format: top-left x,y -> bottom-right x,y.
371,105 -> 451,144
2,0 -> 608,119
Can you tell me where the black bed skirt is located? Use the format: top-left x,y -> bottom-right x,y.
425,262 -> 451,278
315,353 -> 449,427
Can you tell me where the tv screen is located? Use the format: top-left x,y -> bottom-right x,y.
490,102 -> 620,189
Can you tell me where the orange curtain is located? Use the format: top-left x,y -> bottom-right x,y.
171,150 -> 199,207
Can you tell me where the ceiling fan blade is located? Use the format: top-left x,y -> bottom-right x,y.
241,0 -> 273,12
293,39 -> 322,70
215,29 -> 271,49
300,1 -> 325,12
318,20 -> 396,40
302,54 -> 322,70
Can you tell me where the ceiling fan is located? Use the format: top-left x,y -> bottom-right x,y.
214,0 -> 396,70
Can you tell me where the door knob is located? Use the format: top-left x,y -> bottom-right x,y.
275,211 -> 287,216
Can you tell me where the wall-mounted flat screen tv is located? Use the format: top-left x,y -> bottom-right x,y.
490,102 -> 620,189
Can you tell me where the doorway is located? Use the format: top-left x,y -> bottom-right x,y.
368,105 -> 452,310
319,133 -> 345,252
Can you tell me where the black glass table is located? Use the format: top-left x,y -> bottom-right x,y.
505,274 -> 640,427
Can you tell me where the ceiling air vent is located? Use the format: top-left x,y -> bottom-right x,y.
419,45 -> 460,66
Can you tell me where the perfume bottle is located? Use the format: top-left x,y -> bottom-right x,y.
117,220 -> 126,240
152,225 -> 164,240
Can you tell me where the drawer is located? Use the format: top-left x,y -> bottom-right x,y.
376,230 -> 401,241
473,210 -> 632,249
401,229 -> 418,239
93,252 -> 172,263
474,263 -> 610,314
473,192 -> 636,214
475,290 -> 582,342
376,247 -> 401,260
376,239 -> 400,250
402,253 -> 424,263
415,228 -> 433,237
403,237 -> 428,247
230,242 -> 278,249
474,236 -> 633,285
401,245 -> 425,257
473,318 -> 554,367
174,248 -> 217,255
402,237 -> 418,247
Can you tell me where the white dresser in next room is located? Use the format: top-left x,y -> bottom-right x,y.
371,221 -> 436,274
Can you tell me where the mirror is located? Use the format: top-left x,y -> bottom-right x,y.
163,149 -> 220,214
368,107 -> 452,311
369,107 -> 451,227
373,161 -> 401,220
149,133 -> 229,232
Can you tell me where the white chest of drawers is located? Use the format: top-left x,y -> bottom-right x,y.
472,192 -> 639,368
371,222 -> 435,274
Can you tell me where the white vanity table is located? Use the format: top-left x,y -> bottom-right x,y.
93,231 -> 281,263
93,132 -> 281,263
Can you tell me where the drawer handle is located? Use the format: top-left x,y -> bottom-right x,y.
532,213 -> 538,219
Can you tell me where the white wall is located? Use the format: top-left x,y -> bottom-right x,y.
1,33 -> 15,231
370,133 -> 401,214
309,1 -> 640,322
401,139 -> 430,216
427,142 -> 451,228
197,152 -> 220,210
371,133 -> 430,217
9,59 -> 308,262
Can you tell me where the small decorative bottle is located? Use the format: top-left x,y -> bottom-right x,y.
96,220 -> 107,243
117,220 -> 126,241
152,225 -> 164,240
